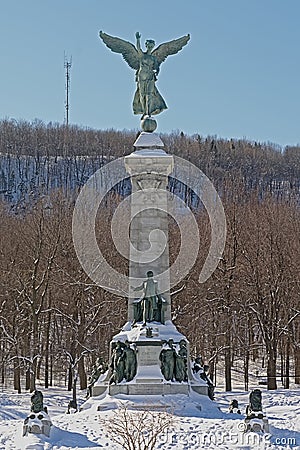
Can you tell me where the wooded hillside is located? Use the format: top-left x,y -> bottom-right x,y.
0,119 -> 299,393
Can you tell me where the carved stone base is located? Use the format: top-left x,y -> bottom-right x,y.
92,321 -> 209,398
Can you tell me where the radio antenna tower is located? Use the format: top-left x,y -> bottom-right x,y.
64,53 -> 72,126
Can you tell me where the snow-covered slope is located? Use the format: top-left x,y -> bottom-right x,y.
0,385 -> 299,449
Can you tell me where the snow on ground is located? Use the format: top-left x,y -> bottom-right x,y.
0,382 -> 299,450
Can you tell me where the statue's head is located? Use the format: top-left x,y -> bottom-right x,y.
146,270 -> 153,278
145,39 -> 155,51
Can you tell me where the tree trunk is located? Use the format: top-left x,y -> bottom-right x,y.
267,349 -> 277,390
67,365 -> 73,391
13,359 -> 21,393
208,342 -> 216,384
1,365 -> 5,385
294,346 -> 300,384
72,371 -> 77,407
29,369 -> 36,393
244,349 -> 249,391
30,313 -> 39,392
209,356 -> 215,384
25,368 -> 31,391
252,346 -> 259,362
44,333 -> 50,389
78,357 -> 87,390
44,304 -> 52,388
0,343 -> 5,385
284,337 -> 290,389
45,353 -> 49,389
225,324 -> 232,391
225,346 -> 232,391
36,357 -> 42,380
280,350 -> 284,385
49,352 -> 53,387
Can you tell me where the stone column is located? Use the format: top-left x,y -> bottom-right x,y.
124,132 -> 173,322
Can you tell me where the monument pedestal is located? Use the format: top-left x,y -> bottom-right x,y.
92,132 -> 209,399
92,321 -> 208,397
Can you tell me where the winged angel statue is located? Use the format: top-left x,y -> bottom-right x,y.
99,31 -> 190,118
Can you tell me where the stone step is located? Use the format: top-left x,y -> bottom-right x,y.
135,378 -> 163,384
129,404 -> 172,411
109,383 -> 189,396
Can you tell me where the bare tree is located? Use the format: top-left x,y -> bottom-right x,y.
100,403 -> 175,450
240,197 -> 299,389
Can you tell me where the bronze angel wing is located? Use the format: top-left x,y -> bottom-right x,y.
99,31 -> 139,70
152,34 -> 190,65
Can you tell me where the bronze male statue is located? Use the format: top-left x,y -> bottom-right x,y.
132,270 -> 163,325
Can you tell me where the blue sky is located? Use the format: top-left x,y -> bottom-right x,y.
0,0 -> 299,147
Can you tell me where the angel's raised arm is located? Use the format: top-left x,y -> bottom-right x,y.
135,32 -> 142,53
